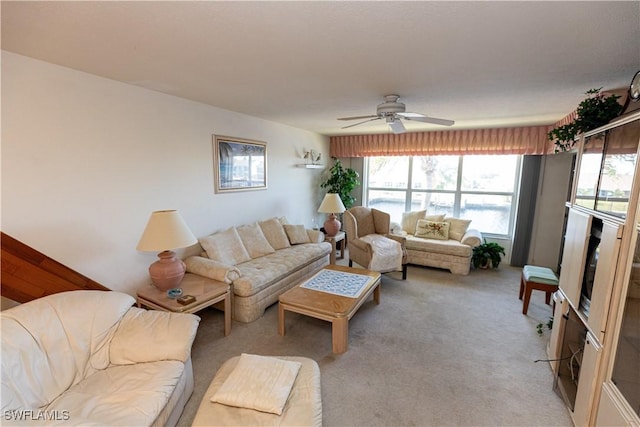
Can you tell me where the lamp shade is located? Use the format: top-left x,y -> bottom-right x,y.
317,193 -> 346,214
137,210 -> 198,292
318,193 -> 346,237
137,210 -> 197,252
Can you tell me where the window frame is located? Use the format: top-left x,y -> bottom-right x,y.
363,155 -> 522,238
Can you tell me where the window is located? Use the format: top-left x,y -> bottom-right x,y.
365,155 -> 521,236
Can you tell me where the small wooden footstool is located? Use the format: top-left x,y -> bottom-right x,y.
191,356 -> 322,426
519,265 -> 559,315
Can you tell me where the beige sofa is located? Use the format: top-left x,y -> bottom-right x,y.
391,210 -> 482,275
185,217 -> 331,323
1,290 -> 200,427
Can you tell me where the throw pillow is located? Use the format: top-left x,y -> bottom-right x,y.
401,210 -> 426,234
236,222 -> 275,259
445,218 -> 472,241
211,353 -> 302,415
283,224 -> 311,245
258,217 -> 291,250
199,227 -> 251,265
415,220 -> 450,240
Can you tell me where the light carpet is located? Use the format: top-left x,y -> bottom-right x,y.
177,262 -> 572,426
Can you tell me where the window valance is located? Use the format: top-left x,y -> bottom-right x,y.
329,126 -> 554,157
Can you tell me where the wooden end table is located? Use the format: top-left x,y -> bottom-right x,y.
324,231 -> 345,264
278,264 -> 381,354
137,273 -> 231,336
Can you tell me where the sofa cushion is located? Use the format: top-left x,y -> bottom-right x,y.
210,353 -> 302,415
237,223 -> 276,259
415,220 -> 450,240
192,356 -> 322,427
402,211 -> 446,234
284,224 -> 311,244
259,218 -> 291,250
233,243 -> 330,297
445,218 -> 472,241
46,361 -> 185,426
110,307 -> 200,365
405,235 -> 473,257
200,227 -> 251,265
0,291 -> 134,410
185,256 -> 241,284
401,210 -> 425,234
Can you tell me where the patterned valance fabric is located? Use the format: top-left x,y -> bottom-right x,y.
329,126 -> 554,157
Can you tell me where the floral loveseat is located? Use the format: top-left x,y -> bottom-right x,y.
391,210 -> 482,275
185,217 -> 331,323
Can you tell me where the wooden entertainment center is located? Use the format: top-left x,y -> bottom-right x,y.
547,110 -> 640,426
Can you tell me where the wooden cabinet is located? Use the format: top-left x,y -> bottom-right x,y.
558,209 -> 592,305
550,110 -> 640,426
602,225 -> 640,425
588,221 -> 623,342
573,332 -> 602,427
597,382 -> 638,426
548,291 -> 568,374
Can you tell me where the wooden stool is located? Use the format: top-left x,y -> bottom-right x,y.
519,265 -> 559,315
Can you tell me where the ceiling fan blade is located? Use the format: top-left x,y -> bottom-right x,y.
342,117 -> 381,129
337,114 -> 379,121
389,119 -> 406,134
400,113 -> 455,126
396,112 -> 426,118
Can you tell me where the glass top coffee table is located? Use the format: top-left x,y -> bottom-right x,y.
278,264 -> 381,354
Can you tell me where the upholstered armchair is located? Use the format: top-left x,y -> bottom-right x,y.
343,206 -> 407,279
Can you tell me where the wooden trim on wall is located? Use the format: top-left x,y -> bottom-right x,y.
1,232 -> 110,303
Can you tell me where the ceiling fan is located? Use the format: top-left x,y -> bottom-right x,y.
337,95 -> 454,134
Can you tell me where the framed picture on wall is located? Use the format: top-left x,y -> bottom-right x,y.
213,135 -> 267,193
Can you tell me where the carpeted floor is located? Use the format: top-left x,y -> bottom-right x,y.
177,261 -> 572,426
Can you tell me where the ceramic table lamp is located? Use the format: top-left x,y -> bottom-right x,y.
318,193 -> 346,237
136,210 -> 197,292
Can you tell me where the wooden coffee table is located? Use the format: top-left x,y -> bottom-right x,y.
278,264 -> 381,354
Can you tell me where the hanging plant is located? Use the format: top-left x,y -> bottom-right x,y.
548,88 -> 622,152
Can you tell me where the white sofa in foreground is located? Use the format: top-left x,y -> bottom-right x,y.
1,291 -> 200,427
392,210 -> 482,275
185,217 -> 332,323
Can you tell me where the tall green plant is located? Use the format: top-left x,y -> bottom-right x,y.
548,88 -> 622,152
321,158 -> 360,209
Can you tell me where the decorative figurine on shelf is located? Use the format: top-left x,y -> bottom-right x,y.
314,152 -> 322,165
303,150 -> 311,165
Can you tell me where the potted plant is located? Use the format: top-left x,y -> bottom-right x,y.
536,317 -> 554,336
471,240 -> 506,269
320,158 -> 360,209
548,88 -> 622,152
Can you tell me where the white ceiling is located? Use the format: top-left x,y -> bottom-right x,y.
2,1 -> 639,136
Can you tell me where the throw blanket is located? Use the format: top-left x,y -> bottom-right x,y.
360,234 -> 402,272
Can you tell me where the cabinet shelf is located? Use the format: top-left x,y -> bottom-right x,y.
297,164 -> 324,169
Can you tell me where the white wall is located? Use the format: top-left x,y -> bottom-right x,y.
1,52 -> 329,295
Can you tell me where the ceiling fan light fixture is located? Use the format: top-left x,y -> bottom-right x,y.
388,119 -> 406,134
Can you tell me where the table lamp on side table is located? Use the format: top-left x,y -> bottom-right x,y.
318,193 -> 346,237
136,210 -> 198,295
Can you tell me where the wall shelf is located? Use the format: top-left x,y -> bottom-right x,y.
297,164 -> 324,169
